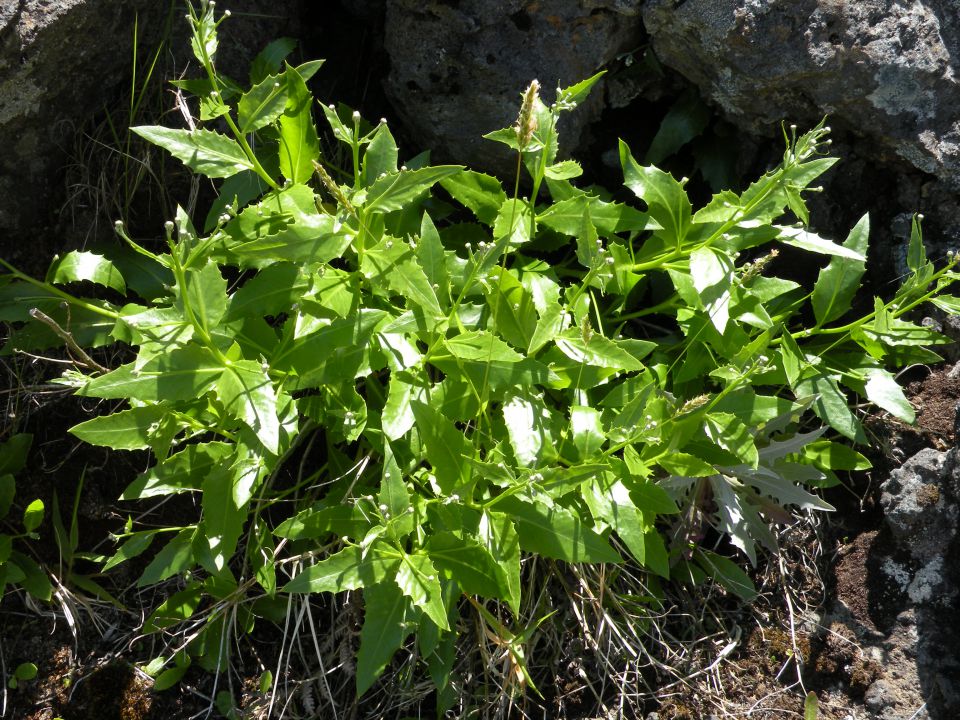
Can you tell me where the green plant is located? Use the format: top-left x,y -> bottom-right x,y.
7,661 -> 38,690
2,0 -> 959,707
0,433 -> 52,603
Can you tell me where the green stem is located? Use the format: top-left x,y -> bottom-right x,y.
0,259 -> 120,321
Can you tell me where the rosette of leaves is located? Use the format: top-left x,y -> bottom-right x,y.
2,0 -> 960,701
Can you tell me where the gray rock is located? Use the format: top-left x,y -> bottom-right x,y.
642,0 -> 960,189
0,0 -> 301,259
381,0 -> 643,175
880,447 -> 959,565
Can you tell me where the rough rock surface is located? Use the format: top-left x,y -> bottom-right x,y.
0,0 -> 301,246
820,445 -> 960,719
642,1 -> 960,188
381,0 -> 644,175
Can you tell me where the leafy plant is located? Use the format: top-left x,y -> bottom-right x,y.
0,433 -> 52,603
2,0 -> 959,705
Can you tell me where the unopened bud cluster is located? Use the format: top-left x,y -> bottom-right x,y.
514,80 -> 540,149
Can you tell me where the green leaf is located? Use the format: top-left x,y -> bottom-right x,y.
864,369 -> 915,422
76,345 -> 223,402
249,37 -> 298,84
658,452 -> 715,477
555,71 -> 605,109
796,373 -> 867,443
425,531 -> 510,601
396,551 -> 448,630
410,401 -> 470,493
222,185 -> 349,265
144,584 -> 203,633
225,263 -> 309,322
131,126 -> 253,178
485,268 -> 537,350
479,510 -> 521,613
0,433 -> 32,476
138,527 -> 196,586
22,499 -> 44,532
620,139 -> 691,245
703,413 -> 758,467
284,545 -> 368,593
218,360 -> 282,455
800,440 -> 871,471
182,261 -> 227,334
273,505 -> 371,541
363,166 -> 463,214
0,476 -> 14,519
202,453 -> 260,570
278,65 -> 320,184
360,239 -> 443,319
811,213 -> 869,326
544,160 -> 582,180
442,330 -> 523,362
417,212 -> 450,301
537,195 -> 650,238
69,405 -> 166,450
584,476 -> 651,571
439,171 -> 506,226
689,246 -> 734,333
695,549 -> 758,602
46,251 -> 126,294
238,72 -> 289,133
494,496 -> 621,564
502,390 -> 558,467
356,581 -> 413,696
103,530 -> 160,571
123,442 -> 233,500
382,373 -> 419,441
555,329 -> 644,371
363,123 -> 399,186
777,227 -> 866,261
646,89 -> 710,165
570,405 -> 605,458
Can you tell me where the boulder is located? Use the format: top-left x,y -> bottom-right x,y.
642,0 -> 960,188
380,0 -> 644,175
0,0 -> 302,259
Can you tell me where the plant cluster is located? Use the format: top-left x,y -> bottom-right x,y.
2,0 -> 960,712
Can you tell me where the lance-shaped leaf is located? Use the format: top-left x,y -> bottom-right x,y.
689,246 -> 734,333
478,510 -> 521,613
494,496 -> 621,564
620,139 -> 691,245
282,544 -> 401,594
396,551 -> 448,630
122,442 -> 234,500
75,345 -> 223,401
181,261 -> 228,335
502,390 -> 558,467
360,239 -> 443,319
425,531 -> 511,602
864,368 -> 915,422
132,126 -> 253,179
278,65 -> 319,184
555,329 -> 644,371
46,251 -> 126,294
777,226 -> 866,261
69,405 -> 167,450
363,166 -> 463,214
217,360 -> 282,455
356,581 -> 413,696
363,122 -> 399,186
238,72 -> 289,134
439,171 -> 506,225
811,213 -> 869,326
202,452 -> 262,571
410,401 -> 471,493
